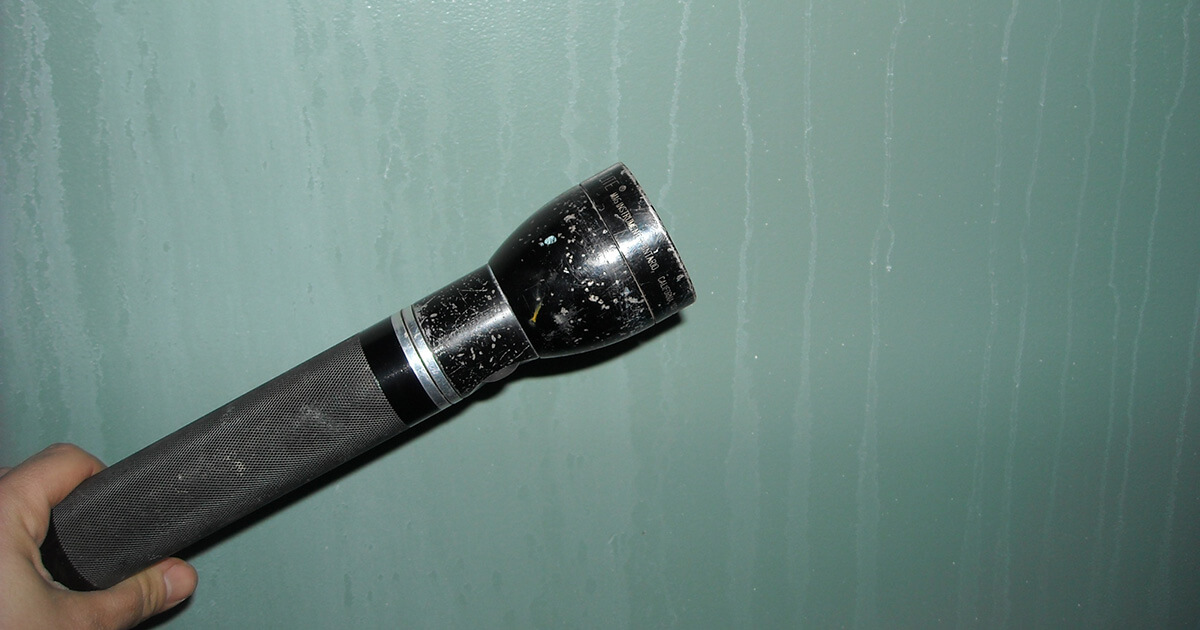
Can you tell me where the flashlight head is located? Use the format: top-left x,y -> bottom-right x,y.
489,163 -> 695,358
410,164 -> 695,399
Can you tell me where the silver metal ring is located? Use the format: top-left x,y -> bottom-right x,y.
391,310 -> 451,410
399,307 -> 462,405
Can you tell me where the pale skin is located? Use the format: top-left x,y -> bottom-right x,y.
0,444 -> 198,629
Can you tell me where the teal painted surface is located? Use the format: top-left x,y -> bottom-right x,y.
2,0 -> 1198,627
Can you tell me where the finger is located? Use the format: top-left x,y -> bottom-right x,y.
70,558 -> 197,630
0,444 -> 105,542
0,466 -> 12,477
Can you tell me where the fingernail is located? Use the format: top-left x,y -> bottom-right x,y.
162,562 -> 191,606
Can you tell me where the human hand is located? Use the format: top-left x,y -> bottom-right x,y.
0,444 -> 197,629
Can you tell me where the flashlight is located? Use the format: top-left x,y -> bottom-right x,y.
40,163 -> 695,591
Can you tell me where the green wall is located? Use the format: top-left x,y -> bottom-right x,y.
2,1 -> 1198,627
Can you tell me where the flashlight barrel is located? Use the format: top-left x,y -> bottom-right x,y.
39,322 -> 426,590
41,265 -> 537,591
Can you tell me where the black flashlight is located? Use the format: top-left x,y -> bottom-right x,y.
40,163 -> 695,591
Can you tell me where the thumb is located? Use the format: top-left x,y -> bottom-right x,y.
69,558 -> 197,630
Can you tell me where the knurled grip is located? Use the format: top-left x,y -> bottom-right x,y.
42,335 -> 409,590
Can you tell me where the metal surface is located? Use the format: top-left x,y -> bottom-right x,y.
398,306 -> 461,407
